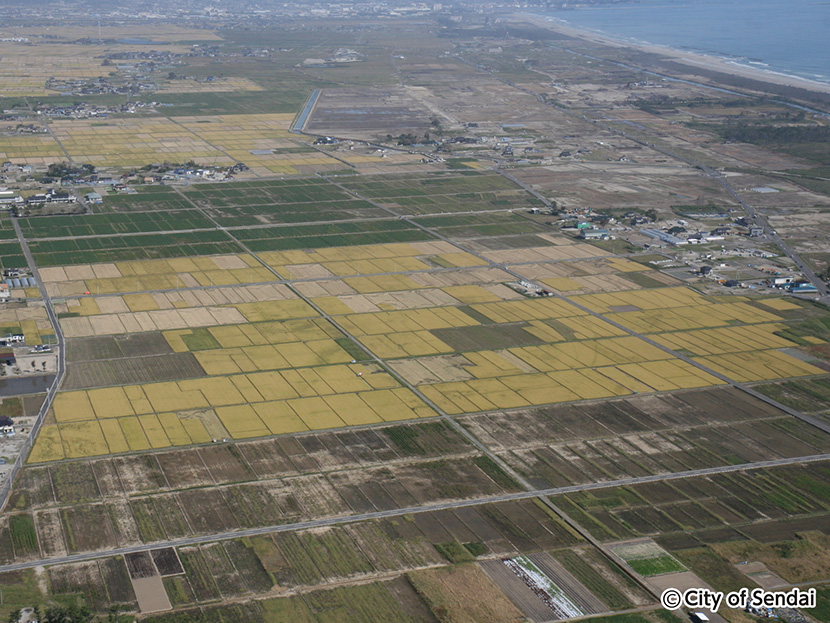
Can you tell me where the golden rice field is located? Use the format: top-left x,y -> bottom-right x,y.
176,114 -> 342,175
0,54 -> 103,96
1,113 -> 348,170
31,364 -> 431,461
41,254 -> 272,297
158,77 -> 264,93
0,135 -> 65,165
49,117 -> 234,168
30,238 -> 828,462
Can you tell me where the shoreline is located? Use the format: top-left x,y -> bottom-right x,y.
510,12 -> 830,97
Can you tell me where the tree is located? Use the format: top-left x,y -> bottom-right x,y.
106,605 -> 125,623
8,609 -> 22,623
644,209 -> 658,221
41,604 -> 93,623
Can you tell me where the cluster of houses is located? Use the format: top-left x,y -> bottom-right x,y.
46,76 -> 155,97
0,162 -> 34,177
82,163 -> 250,191
36,101 -> 157,119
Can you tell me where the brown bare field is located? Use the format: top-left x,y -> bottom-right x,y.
408,563 -> 526,623
457,387 -> 830,488
3,421 -> 528,562
713,532 -> 830,583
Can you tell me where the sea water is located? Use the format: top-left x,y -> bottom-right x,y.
537,0 -> 830,85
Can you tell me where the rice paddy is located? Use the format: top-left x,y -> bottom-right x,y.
1,114 -> 349,173
17,164 -> 825,463
31,232 -> 824,461
4,20 -> 830,623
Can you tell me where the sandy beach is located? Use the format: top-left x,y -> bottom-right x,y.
511,13 -> 830,97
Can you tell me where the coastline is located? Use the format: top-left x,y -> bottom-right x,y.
510,12 -> 830,97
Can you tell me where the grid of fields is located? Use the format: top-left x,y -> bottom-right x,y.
9,420 -> 528,560
4,415 -> 655,623
0,54 -> 103,96
461,387 -> 830,490
0,135 -> 65,166
338,171 -> 545,214
29,229 -> 241,266
178,114 -> 337,175
554,460 -> 830,544
33,245 -> 826,461
4,27 -> 830,623
49,117 -> 232,168
24,171 -> 830,466
1,114 -> 349,173
18,210 -> 214,239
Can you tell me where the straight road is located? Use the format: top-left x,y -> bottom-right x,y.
0,219 -> 67,512
0,452 -> 825,574
457,50 -> 830,298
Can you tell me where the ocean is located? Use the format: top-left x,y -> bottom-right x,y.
536,0 -> 830,86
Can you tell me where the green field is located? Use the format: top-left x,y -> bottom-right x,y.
30,229 -> 241,265
236,219 -> 434,252
18,210 -> 214,238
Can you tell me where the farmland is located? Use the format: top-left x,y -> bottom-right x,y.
552,460 -> 830,544
0,8 -> 829,623
10,162 -> 830,623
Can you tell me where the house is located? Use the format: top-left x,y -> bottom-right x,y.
85,192 -> 103,204
790,283 -> 818,293
699,266 -> 712,276
0,334 -> 24,347
749,226 -> 764,237
0,190 -> 22,206
26,193 -> 49,205
0,283 -> 9,299
641,229 -> 688,246
580,228 -> 609,240
0,416 -> 13,434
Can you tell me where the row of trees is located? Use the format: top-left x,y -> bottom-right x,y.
7,604 -> 126,623
717,123 -> 830,145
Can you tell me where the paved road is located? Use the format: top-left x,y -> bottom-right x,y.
7,65 -> 828,589
590,125 -> 830,300
318,173 -> 830,599
1,452 -> 825,574
22,207 -> 522,242
457,50 -> 830,299
0,219 -> 67,513
708,169 -> 829,298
